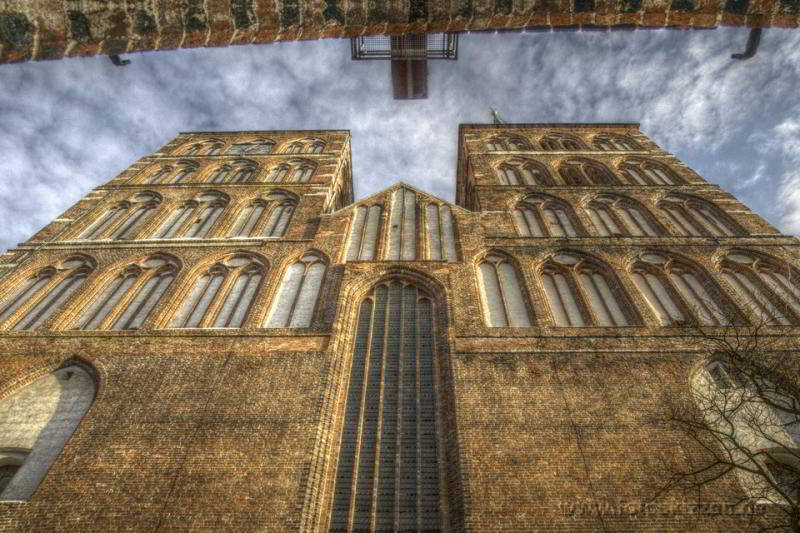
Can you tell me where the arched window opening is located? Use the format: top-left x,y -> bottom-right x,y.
206,143 -> 223,155
593,133 -> 640,151
585,194 -> 661,237
721,252 -> 800,326
184,144 -> 201,155
285,143 -> 303,154
155,192 -> 229,239
169,162 -> 197,184
540,133 -> 586,151
506,136 -> 531,151
477,253 -> 532,327
386,188 -> 418,261
486,137 -> 506,151
559,159 -> 618,186
78,255 -> 178,330
230,162 -> 257,183
0,256 -> 94,331
513,194 -> 581,238
346,205 -> 383,261
540,252 -> 632,327
79,202 -> 130,240
227,140 -> 274,155
290,164 -> 314,183
330,280 -> 451,531
209,165 -> 231,183
230,192 -> 296,238
146,165 -> 172,185
265,252 -> 327,328
171,254 -> 267,328
0,365 -> 95,501
631,252 -> 731,326
308,142 -> 325,154
426,204 -> 458,262
267,164 -> 289,182
659,194 -> 741,237
621,158 -> 681,186
496,159 -> 553,186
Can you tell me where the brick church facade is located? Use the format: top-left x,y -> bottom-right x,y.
0,124 -> 798,531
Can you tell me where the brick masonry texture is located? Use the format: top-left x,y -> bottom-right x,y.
1,0 -> 799,64
0,125 -> 798,531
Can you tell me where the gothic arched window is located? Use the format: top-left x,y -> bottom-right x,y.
496,158 -> 553,186
80,192 -> 161,241
621,158 -> 682,186
585,194 -> 662,237
307,141 -> 325,154
227,139 -> 274,155
631,252 -> 733,326
229,160 -> 258,183
265,252 -> 327,328
289,161 -> 315,183
229,191 -> 296,238
0,256 -> 94,331
155,191 -> 229,239
513,194 -> 582,238
386,188 -> 418,261
285,142 -> 303,154
477,252 -> 532,327
593,133 -> 641,151
720,251 -> 800,325
346,205 -> 383,261
267,164 -> 289,182
540,252 -> 635,327
540,133 -> 586,151
330,280 -> 448,531
209,165 -> 231,184
146,165 -> 172,184
486,135 -> 530,151
425,204 -> 458,262
168,161 -> 197,184
658,193 -> 742,237
171,253 -> 267,328
486,137 -> 507,151
78,255 -> 178,330
0,364 -> 95,500
559,158 -> 619,186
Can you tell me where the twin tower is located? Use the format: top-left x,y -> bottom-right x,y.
0,124 -> 796,531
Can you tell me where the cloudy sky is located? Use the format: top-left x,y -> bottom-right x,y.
0,27 -> 799,252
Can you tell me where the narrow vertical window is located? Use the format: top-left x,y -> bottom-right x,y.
229,194 -> 296,239
346,205 -> 383,261
110,193 -> 161,240
513,194 -> 580,238
496,159 -> 552,186
659,194 -> 741,237
169,163 -> 196,184
79,203 -> 129,240
209,165 -> 231,183
0,256 -> 94,331
721,252 -> 800,325
78,255 -> 178,330
171,254 -> 267,328
268,165 -> 289,182
560,159 -> 618,186
425,204 -> 458,262
265,253 -> 326,328
621,158 -> 681,186
478,253 -> 532,327
386,188 -> 417,260
586,194 -> 661,237
230,163 -> 256,183
330,280 -> 451,531
156,192 -> 229,239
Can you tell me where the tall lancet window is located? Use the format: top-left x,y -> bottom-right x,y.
155,191 -> 229,239
631,252 -> 732,326
346,205 -> 383,261
585,194 -> 661,237
0,364 -> 95,501
166,161 -> 197,184
0,256 -> 94,331
593,133 -> 640,151
229,160 -> 258,183
559,159 -> 619,186
720,251 -> 800,325
78,255 -> 178,330
209,165 -> 231,183
477,252 -> 532,327
540,252 -> 634,327
171,254 -> 267,328
267,164 -> 289,182
513,194 -> 581,238
227,139 -> 275,155
540,133 -> 586,151
289,161 -> 315,183
620,158 -> 681,186
80,192 -> 161,241
229,191 -> 296,238
496,158 -> 553,186
658,193 -> 742,237
330,281 -> 444,531
265,252 -> 327,328
386,188 -> 418,261
425,204 -> 458,262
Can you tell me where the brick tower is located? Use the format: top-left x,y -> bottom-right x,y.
0,124 -> 798,531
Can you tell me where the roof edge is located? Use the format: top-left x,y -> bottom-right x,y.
176,129 -> 352,135
458,122 -> 640,129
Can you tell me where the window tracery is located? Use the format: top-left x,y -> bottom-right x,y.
720,251 -> 800,325
631,252 -> 733,326
425,204 -> 458,262
620,158 -> 682,185
266,159 -> 315,183
265,252 -> 327,328
513,194 -> 582,238
155,191 -> 229,239
593,133 -> 641,151
226,139 -> 275,155
0,256 -> 94,331
79,192 -> 161,241
477,252 -> 532,327
171,253 -> 267,328
559,158 -> 619,186
346,205 -> 383,261
146,161 -> 197,185
540,133 -> 586,151
229,191 -> 296,238
486,135 -> 531,151
540,252 -> 634,326
386,188 -> 418,260
585,193 -> 662,237
658,193 -> 742,236
78,255 -> 178,330
496,158 -> 553,186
